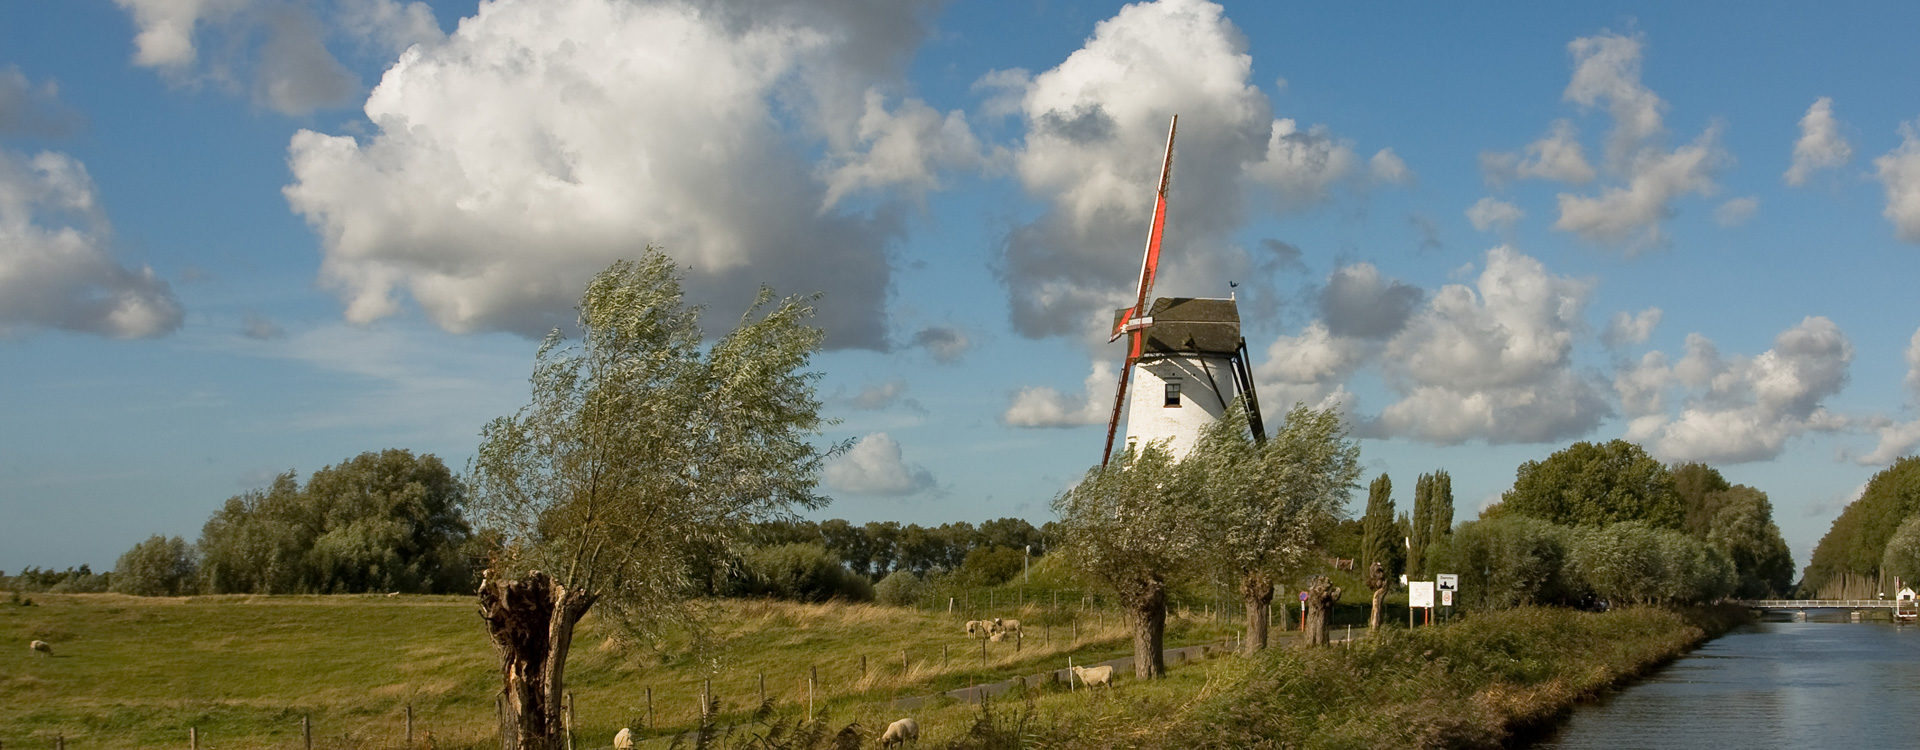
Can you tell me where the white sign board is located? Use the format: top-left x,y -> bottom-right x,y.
1441,590 -> 1454,607
1409,581 -> 1435,609
1436,574 -> 1458,592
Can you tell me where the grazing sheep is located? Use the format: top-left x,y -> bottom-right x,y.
964,620 -> 990,638
613,727 -> 634,749
989,618 -> 1022,640
29,639 -> 51,655
1070,664 -> 1114,690
880,717 -> 919,748
386,591 -> 401,598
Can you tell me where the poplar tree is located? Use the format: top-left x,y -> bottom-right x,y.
1360,475 -> 1397,577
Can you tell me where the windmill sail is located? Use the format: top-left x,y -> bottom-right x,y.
1103,115 -> 1178,466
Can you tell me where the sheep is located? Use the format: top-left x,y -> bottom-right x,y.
880,717 -> 918,748
989,618 -> 1022,641
1069,664 -> 1113,690
386,591 -> 401,598
613,727 -> 634,750
29,639 -> 52,655
964,620 -> 990,638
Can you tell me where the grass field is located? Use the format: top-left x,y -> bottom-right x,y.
0,591 -> 1243,748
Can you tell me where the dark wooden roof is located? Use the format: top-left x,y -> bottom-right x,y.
1113,297 -> 1242,355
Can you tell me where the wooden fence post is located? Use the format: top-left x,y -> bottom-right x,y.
303,714 -> 312,750
188,727 -> 197,750
942,644 -> 948,663
808,668 -> 817,722
564,691 -> 574,750
406,703 -> 414,748
860,654 -> 867,679
702,679 -> 713,718
646,686 -> 653,729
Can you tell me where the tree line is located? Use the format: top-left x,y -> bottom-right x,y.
1803,456 -> 1920,596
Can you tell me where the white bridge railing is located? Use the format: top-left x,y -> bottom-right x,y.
1737,599 -> 1909,609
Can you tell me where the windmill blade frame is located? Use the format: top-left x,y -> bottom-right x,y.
1103,115 -> 1178,466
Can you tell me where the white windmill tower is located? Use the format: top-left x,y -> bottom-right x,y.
1101,115 -> 1266,465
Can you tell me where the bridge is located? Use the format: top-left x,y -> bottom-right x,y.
1737,599 -> 1909,610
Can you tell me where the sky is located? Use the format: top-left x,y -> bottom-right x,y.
4,0 -> 1920,574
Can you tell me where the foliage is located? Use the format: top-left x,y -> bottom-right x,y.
1880,515 -> 1920,589
196,450 -> 472,595
1671,462 -> 1734,536
1803,456 -> 1920,594
111,535 -> 198,596
1191,402 -> 1362,583
1409,470 -> 1453,578
1431,515 -> 1576,610
1701,486 -> 1795,597
1359,474 -> 1399,578
1500,440 -> 1682,529
949,546 -> 1027,589
726,543 -> 874,603
871,569 -> 928,606
750,517 -> 1045,581
1569,522 -> 1734,606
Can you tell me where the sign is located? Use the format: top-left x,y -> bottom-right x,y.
1299,590 -> 1309,602
1436,574 -> 1458,593
1409,581 -> 1435,609
1441,590 -> 1454,607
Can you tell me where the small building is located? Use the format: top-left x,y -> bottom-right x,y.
1115,296 -> 1262,460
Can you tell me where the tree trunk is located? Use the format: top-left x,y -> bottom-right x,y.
1365,561 -> 1388,631
479,570 -> 597,750
1302,575 -> 1341,647
1239,571 -> 1274,654
1126,580 -> 1168,679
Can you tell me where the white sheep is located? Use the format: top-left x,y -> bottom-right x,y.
613,727 -> 634,749
964,620 -> 990,638
29,639 -> 52,655
1070,664 -> 1113,690
880,717 -> 919,748
386,591 -> 401,598
989,618 -> 1022,641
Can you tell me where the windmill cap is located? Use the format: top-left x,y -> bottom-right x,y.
1112,297 -> 1242,355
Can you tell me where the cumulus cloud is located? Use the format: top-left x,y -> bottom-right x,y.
910,325 -> 970,363
113,0 -> 402,115
822,432 -> 935,496
844,379 -> 910,411
995,0 -> 1385,341
1320,262 -> 1421,340
1858,328 -> 1920,465
1602,306 -> 1661,349
1874,120 -> 1920,244
1626,317 -> 1854,464
1481,119 -> 1594,185
1003,361 -> 1115,428
1486,31 -> 1725,249
0,67 -> 84,137
286,0 -> 963,348
1258,238 -> 1306,273
821,91 -> 987,208
1785,97 -> 1852,186
0,149 -> 183,339
1369,148 -> 1412,184
1466,197 -> 1523,233
1715,196 -> 1759,227
1374,246 -> 1609,443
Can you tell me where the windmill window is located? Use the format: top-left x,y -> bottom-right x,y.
1165,381 -> 1182,407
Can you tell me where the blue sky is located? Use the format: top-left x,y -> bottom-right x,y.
5,0 -> 1920,574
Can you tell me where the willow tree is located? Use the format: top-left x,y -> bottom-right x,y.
1053,442 -> 1203,678
471,250 -> 831,749
1190,402 -> 1360,653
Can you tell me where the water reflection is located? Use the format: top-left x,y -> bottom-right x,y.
1538,620 -> 1920,747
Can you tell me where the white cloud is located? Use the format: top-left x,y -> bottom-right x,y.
822,432 -> 935,496
1257,321 -> 1369,386
1630,317 -> 1854,464
821,91 -> 987,208
1874,120 -> 1920,244
1481,119 -> 1594,185
845,379 -> 909,411
1908,327 -> 1920,396
1553,126 -> 1726,247
0,149 -> 183,339
1563,32 -> 1664,169
1602,306 -> 1661,349
336,0 -> 445,54
113,0 -> 374,115
1374,246 -> 1608,443
1859,328 -> 1920,465
1715,196 -> 1759,227
0,66 -> 83,137
1369,148 -> 1411,185
997,0 -> 1383,341
1465,197 -> 1524,233
1003,361 -> 1115,428
1785,97 -> 1852,186
286,0 -> 958,348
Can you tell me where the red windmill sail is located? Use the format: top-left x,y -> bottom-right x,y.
1102,115 -> 1178,466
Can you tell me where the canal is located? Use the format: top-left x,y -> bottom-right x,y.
1539,618 -> 1920,747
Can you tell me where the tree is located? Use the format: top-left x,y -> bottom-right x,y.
1053,442 -> 1205,678
1702,486 -> 1795,598
1501,440 -> 1682,529
1804,457 -> 1920,595
1880,516 -> 1920,590
1190,402 -> 1360,654
1359,474 -> 1397,580
302,449 -> 471,593
112,535 -> 198,596
1437,515 -> 1575,610
471,251 -> 832,749
1671,462 -> 1734,536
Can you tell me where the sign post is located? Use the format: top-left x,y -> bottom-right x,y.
1436,574 -> 1458,621
1409,581 -> 1434,627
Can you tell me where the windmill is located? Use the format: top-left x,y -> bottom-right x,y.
1101,115 -> 1267,466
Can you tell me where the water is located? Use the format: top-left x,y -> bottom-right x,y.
1539,618 -> 1920,747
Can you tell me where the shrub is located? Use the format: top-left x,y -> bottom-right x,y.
729,543 -> 874,602
873,570 -> 928,607
951,546 -> 1026,589
112,535 -> 199,596
1434,515 -> 1576,610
